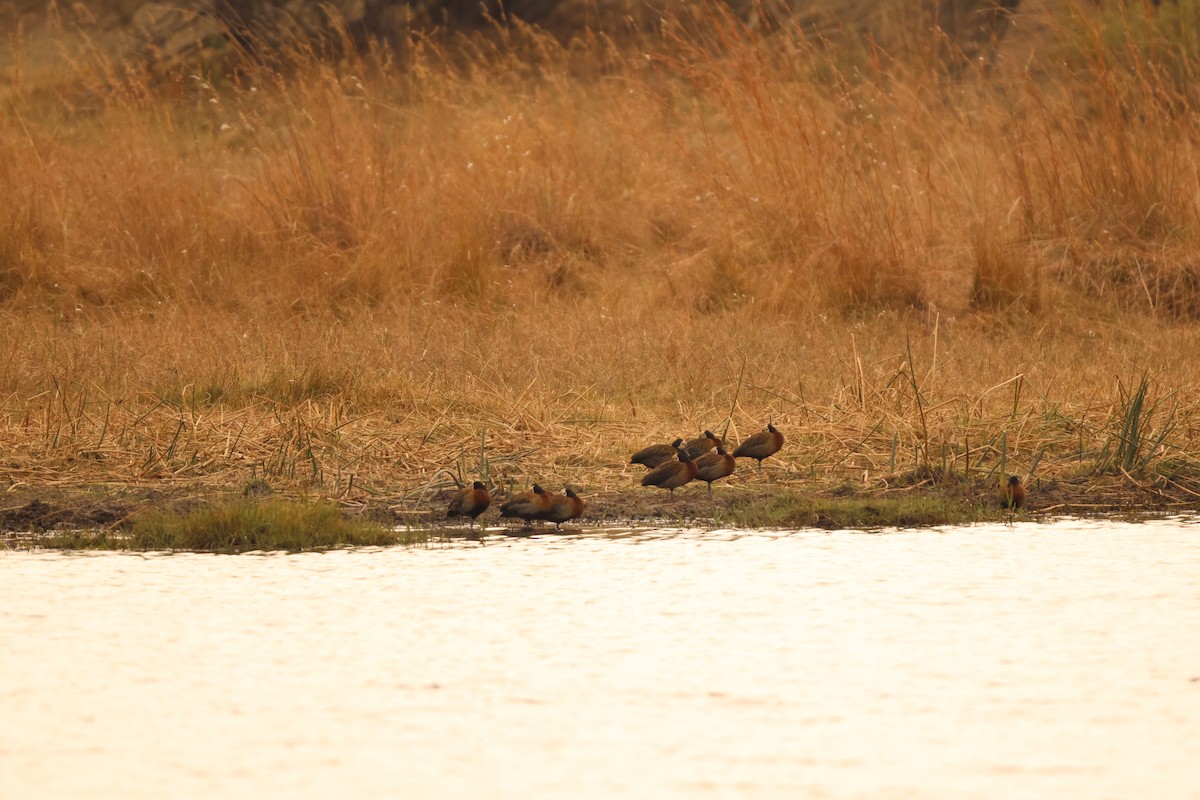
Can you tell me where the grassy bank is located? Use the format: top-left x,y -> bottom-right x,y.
0,469 -> 1190,553
2,2 -> 1200,535
21,499 -> 420,553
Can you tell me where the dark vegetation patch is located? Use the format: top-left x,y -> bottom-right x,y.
0,496 -> 133,532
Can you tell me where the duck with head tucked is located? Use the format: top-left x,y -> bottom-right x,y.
694,446 -> 735,497
446,480 -> 491,528
630,437 -> 685,470
541,486 -> 584,529
500,484 -> 553,526
733,422 -> 784,476
641,447 -> 699,494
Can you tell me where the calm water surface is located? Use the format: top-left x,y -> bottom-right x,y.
3,518 -> 1199,799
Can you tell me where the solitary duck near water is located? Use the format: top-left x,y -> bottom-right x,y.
641,448 -> 699,494
1001,475 -> 1026,510
541,487 -> 584,529
446,480 -> 491,527
683,430 -> 723,460
500,484 -> 553,525
631,437 -> 685,469
694,446 -> 735,497
733,422 -> 784,475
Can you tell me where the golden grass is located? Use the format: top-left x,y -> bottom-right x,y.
3,3 -> 1200,522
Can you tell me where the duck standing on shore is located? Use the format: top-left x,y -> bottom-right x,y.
541,487 -> 584,529
694,446 -> 735,497
500,484 -> 553,526
733,423 -> 784,476
641,448 -> 699,494
1001,475 -> 1026,510
446,481 -> 491,528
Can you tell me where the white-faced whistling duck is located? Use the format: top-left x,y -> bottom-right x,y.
631,437 -> 684,469
541,486 -> 584,529
683,430 -> 723,460
500,484 -> 553,525
694,446 -> 735,497
446,480 -> 491,528
641,448 -> 699,494
1001,475 -> 1026,510
733,422 -> 784,476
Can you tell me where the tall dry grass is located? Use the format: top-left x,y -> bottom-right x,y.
3,2 -> 1200,509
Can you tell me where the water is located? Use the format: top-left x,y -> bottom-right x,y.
3,518 -> 1199,799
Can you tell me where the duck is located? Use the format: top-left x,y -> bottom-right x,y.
641,448 -> 699,494
683,430 -> 723,460
499,484 -> 553,526
541,486 -> 584,529
732,422 -> 784,475
694,445 -> 735,497
631,437 -> 685,469
1001,475 -> 1026,510
446,480 -> 491,528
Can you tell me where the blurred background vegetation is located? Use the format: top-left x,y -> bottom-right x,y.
1,1 -> 1029,71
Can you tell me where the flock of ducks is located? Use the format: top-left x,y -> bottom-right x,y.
445,422 -> 1026,530
633,423 -> 784,496
445,482 -> 585,530
446,423 -> 786,529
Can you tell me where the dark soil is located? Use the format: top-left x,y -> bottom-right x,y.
1,496 -> 132,533
3,471 -> 1197,543
1,488 -> 209,534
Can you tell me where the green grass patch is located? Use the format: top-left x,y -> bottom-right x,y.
40,500 -> 425,553
721,492 -> 990,530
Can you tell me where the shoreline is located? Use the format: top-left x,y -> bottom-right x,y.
4,476 -> 1197,551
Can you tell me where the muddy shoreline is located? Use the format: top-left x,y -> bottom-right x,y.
3,474 -> 1198,540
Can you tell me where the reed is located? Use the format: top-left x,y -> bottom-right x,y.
1093,371 -> 1180,478
3,3 -> 1200,526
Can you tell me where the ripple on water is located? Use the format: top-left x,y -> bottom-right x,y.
1,518 -> 1199,800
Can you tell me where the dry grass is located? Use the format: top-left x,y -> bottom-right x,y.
3,2 -> 1200,523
